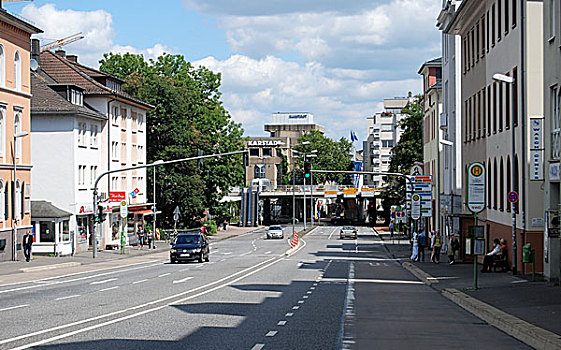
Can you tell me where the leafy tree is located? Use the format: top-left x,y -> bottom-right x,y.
381,96 -> 423,214
287,130 -> 354,185
99,53 -> 245,228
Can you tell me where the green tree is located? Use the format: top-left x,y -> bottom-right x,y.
99,53 -> 245,228
287,130 -> 354,185
381,96 -> 423,214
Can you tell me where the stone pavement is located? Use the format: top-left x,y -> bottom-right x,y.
0,225 -> 263,277
376,226 -> 561,350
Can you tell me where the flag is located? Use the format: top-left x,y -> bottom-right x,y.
350,131 -> 359,142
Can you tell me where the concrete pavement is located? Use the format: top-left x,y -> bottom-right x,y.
376,226 -> 561,350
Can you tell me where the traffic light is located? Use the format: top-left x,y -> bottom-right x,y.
304,162 -> 311,179
97,205 -> 107,223
197,149 -> 204,168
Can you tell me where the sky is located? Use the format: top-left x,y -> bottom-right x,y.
6,0 -> 442,143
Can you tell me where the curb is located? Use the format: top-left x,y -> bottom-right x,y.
402,261 -> 438,286
285,226 -> 318,256
442,288 -> 561,350
20,262 -> 81,273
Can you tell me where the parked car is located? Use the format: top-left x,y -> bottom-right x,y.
340,226 -> 358,239
170,233 -> 209,263
266,225 -> 284,239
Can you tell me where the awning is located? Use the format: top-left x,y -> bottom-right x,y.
130,209 -> 156,215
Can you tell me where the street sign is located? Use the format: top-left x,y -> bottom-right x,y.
343,188 -> 357,198
173,206 -> 180,222
467,162 -> 486,213
508,191 -> 519,203
412,175 -> 432,183
411,194 -> 421,220
410,164 -> 423,176
109,191 -> 126,203
119,200 -> 128,219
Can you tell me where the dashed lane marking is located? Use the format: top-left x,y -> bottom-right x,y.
292,306 -> 300,310
90,278 -> 117,285
251,344 -> 265,350
98,286 -> 119,292
0,304 -> 28,312
158,273 -> 170,278
277,321 -> 287,326
303,296 -> 309,299
285,313 -> 293,317
298,300 -> 305,304
55,295 -> 80,301
172,277 -> 194,284
265,331 -> 278,337
132,279 -> 148,285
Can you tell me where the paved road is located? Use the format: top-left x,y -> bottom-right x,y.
0,225 -> 529,349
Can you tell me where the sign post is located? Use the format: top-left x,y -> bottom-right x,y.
467,162 -> 486,290
173,206 -> 180,233
119,200 -> 128,254
411,193 -> 421,233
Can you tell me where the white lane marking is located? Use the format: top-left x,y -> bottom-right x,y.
303,296 -> 309,299
313,283 -> 317,286
292,306 -> 300,310
172,277 -> 194,284
158,273 -> 170,278
355,239 -> 358,253
426,276 -> 459,281
239,252 -> 252,257
298,300 -> 305,304
285,313 -> 293,317
265,251 -> 272,254
307,291 -> 313,294
338,262 -> 356,350
0,260 -> 162,290
511,280 -> 529,284
0,304 -> 28,312
179,268 -> 191,272
277,321 -> 287,326
266,331 -> 278,337
297,262 -> 303,267
251,344 -> 265,350
328,226 -> 338,240
90,278 -> 117,285
98,286 -> 119,292
223,252 -> 233,255
55,295 -> 80,301
132,279 -> 148,285
4,255 -> 288,349
322,278 -> 424,285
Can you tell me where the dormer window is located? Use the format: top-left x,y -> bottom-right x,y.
70,89 -> 83,106
106,79 -> 121,92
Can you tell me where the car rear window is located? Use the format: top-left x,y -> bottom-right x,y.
343,226 -> 355,230
269,226 -> 282,230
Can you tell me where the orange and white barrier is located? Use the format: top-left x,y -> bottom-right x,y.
289,232 -> 299,248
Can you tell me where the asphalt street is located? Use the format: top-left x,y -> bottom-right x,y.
0,225 -> 529,349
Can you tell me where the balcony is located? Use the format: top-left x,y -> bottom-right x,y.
372,141 -> 381,148
371,150 -> 381,156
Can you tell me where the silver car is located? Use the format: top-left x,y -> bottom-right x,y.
267,225 -> 284,239
340,226 -> 358,239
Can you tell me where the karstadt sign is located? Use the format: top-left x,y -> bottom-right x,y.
247,140 -> 284,147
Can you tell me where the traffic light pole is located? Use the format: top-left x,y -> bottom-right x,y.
91,150 -> 248,258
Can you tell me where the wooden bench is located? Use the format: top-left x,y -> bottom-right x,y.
491,251 -> 509,272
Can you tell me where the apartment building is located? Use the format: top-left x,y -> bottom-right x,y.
445,0 -> 543,273
543,0 -> 561,282
419,57 -> 443,233
0,8 -> 41,261
37,49 -> 153,250
437,0 -> 464,242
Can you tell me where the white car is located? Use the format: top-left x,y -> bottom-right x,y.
266,225 -> 284,239
340,226 -> 358,239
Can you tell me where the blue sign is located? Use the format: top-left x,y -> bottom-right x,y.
508,191 -> 518,203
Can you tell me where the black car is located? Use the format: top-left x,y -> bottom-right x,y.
170,233 -> 210,263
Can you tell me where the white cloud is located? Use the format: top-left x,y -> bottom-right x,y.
21,4 -> 171,67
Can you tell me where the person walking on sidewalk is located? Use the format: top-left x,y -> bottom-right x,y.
448,235 -> 460,264
410,231 -> 419,261
22,230 -> 33,262
389,222 -> 395,239
417,230 -> 427,262
430,230 -> 443,263
147,229 -> 154,249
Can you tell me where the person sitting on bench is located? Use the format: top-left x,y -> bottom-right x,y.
481,239 -> 501,273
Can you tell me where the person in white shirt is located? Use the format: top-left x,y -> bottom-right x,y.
481,238 -> 501,272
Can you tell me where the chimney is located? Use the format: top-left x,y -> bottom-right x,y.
55,49 -> 66,58
31,39 -> 40,64
66,55 -> 78,63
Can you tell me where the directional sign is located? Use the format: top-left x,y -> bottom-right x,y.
343,188 -> 357,198
173,206 -> 180,222
411,194 -> 421,220
120,200 -> 128,219
508,191 -> 519,203
467,162 -> 486,213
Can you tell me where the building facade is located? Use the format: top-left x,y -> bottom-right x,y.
446,0 -> 544,273
419,58 -> 443,233
0,8 -> 41,261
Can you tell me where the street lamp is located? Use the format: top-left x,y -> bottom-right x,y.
12,130 -> 28,261
290,141 -> 309,235
493,72 -> 517,274
152,160 -> 164,244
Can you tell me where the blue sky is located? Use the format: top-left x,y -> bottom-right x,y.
8,0 -> 442,142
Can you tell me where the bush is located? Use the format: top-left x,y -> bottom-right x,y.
203,220 -> 217,235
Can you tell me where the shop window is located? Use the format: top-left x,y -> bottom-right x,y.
40,221 -> 55,243
77,217 -> 88,243
62,220 -> 70,242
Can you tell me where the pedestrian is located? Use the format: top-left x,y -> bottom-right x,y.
431,230 -> 443,263
448,235 -> 460,264
410,231 -> 419,261
147,229 -> 154,249
417,230 -> 427,262
389,221 -> 395,239
482,239 -> 502,272
22,230 -> 33,262
137,226 -> 144,249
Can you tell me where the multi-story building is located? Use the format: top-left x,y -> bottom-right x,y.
363,97 -> 411,190
419,58 -> 443,233
36,49 -> 153,251
437,1 -> 464,242
0,8 -> 41,261
445,0 -> 544,274
543,0 -> 561,282
245,112 -> 324,188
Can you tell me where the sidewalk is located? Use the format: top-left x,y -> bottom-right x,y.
0,225 -> 263,277
376,226 -> 561,349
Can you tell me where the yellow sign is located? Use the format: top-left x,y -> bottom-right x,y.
471,164 -> 483,177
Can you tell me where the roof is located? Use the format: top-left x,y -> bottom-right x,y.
417,57 -> 442,74
0,8 -> 42,35
31,200 -> 72,219
39,51 -> 153,110
31,71 -> 106,120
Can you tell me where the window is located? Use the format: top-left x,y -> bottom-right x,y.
0,45 -> 4,87
486,10 -> 491,52
14,110 -> 22,158
0,106 -> 4,158
249,148 -> 259,157
90,125 -> 98,147
111,176 -> 118,189
382,140 -> 394,147
90,166 -> 97,186
137,145 -> 143,163
112,106 -> 119,125
476,22 -> 480,63
487,158 -> 492,208
470,28 -> 475,66
493,158 -> 498,209
506,73 -> 511,129
512,0 -> 517,28
493,83 -> 497,133
13,51 -> 20,91
77,122 -> 87,147
71,89 -> 83,106
0,180 -> 4,222
506,157 -> 511,212
498,0 -> 502,41
111,141 -> 119,160
500,158 -> 504,211
487,85 -> 492,136
14,180 -> 21,221
551,86 -> 560,160
505,0 -> 509,35
381,155 -> 391,164
498,82 -> 503,131
262,148 -> 272,157
549,0 -> 556,40
492,4 -> 496,46
121,142 -> 126,162
254,164 -> 266,179
62,220 -> 70,242
381,124 -> 393,132
39,221 -> 55,243
107,79 -> 121,92
137,114 -> 143,131
78,165 -> 87,187
482,88 -> 487,135
513,67 -> 518,126
120,108 -> 127,130
481,17 -> 486,56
